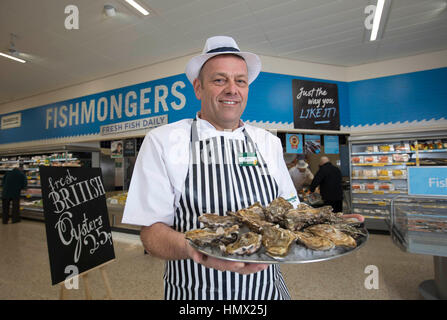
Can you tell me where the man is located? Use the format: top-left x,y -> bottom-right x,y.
288,159 -> 314,193
122,36 -> 298,300
2,162 -> 27,224
309,156 -> 343,212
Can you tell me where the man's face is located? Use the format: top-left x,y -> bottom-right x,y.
193,54 -> 249,131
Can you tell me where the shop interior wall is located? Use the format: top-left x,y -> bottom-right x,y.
348,67 -> 447,129
1,50 -> 446,150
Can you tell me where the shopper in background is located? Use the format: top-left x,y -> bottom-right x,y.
122,36 -> 298,300
309,156 -> 343,212
288,158 -> 314,194
2,162 -> 27,224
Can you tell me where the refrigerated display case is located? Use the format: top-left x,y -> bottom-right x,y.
390,195 -> 447,299
0,144 -> 100,221
349,131 -> 447,231
105,191 -> 139,233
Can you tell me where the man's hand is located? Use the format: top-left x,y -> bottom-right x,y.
185,238 -> 269,275
341,214 -> 365,223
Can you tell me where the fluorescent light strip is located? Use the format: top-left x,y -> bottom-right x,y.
125,0 -> 149,15
370,0 -> 385,41
0,52 -> 26,63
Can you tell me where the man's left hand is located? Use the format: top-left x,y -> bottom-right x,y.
341,214 -> 365,223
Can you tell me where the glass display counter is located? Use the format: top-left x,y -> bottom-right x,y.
390,195 -> 447,300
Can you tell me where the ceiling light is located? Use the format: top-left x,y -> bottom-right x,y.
125,0 -> 149,15
104,4 -> 116,17
370,0 -> 385,41
0,52 -> 26,63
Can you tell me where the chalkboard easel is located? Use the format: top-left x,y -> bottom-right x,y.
59,259 -> 115,300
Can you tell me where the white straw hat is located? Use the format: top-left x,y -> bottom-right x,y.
297,160 -> 309,169
185,36 -> 261,85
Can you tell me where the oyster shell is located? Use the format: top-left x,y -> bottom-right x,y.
246,202 -> 266,219
305,224 -> 357,248
265,197 -> 293,223
198,213 -> 240,228
185,225 -> 239,247
294,231 -> 335,251
221,232 -> 262,255
261,225 -> 297,257
283,208 -> 322,231
228,209 -> 273,233
282,205 -> 342,231
331,223 -> 367,239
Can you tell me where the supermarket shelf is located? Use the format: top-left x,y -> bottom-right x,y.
21,206 -> 43,212
352,162 -> 415,166
352,190 -> 407,194
352,149 -> 447,156
349,134 -> 447,231
364,215 -> 388,220
352,177 -> 407,180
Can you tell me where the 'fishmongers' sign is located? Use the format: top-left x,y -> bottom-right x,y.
40,167 -> 115,285
292,79 -> 340,130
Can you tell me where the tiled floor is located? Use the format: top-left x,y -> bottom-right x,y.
0,220 -> 434,300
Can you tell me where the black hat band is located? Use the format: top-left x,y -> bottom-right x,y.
206,47 -> 240,54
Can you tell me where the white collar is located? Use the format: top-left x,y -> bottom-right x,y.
195,113 -> 246,140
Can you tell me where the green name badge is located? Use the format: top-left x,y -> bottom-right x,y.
238,152 -> 258,166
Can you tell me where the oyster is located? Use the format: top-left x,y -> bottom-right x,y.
265,197 -> 293,223
221,232 -> 262,255
331,223 -> 367,239
294,231 -> 335,251
283,208 -> 323,231
185,225 -> 239,247
282,205 -> 342,231
261,225 -> 297,258
198,213 -> 240,228
246,202 -> 266,219
228,209 -> 273,233
305,224 -> 357,248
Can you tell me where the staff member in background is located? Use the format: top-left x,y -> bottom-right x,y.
122,36 -> 299,300
2,162 -> 27,224
288,158 -> 314,194
309,156 -> 343,212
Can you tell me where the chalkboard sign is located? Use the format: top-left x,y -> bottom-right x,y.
292,79 -> 340,130
40,167 -> 115,285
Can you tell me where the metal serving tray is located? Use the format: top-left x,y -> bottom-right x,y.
188,226 -> 368,264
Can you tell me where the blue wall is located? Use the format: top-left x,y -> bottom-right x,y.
348,67 -> 447,127
1,66 -> 446,145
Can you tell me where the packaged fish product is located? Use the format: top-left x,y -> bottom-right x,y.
377,169 -> 391,177
352,156 -> 363,164
364,156 -> 377,163
377,155 -> 392,163
352,183 -> 364,190
394,143 -> 410,152
378,183 -> 395,191
379,145 -> 394,152
363,169 -> 377,178
392,169 -> 406,177
365,145 -> 378,153
392,153 -> 410,162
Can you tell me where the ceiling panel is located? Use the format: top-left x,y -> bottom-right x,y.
1,0 -> 447,105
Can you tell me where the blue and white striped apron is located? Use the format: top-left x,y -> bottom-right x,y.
164,119 -> 290,300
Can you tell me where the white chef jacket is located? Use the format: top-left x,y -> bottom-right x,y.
288,166 -> 314,191
122,116 -> 298,227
